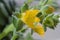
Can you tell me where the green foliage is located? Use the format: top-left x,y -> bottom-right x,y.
21,3 -> 29,13
42,14 -> 60,30
0,23 -> 15,40
12,15 -> 24,31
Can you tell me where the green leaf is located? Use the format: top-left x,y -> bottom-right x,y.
42,14 -> 55,29
21,3 -> 29,13
21,28 -> 27,33
42,0 -> 48,5
43,25 -> 47,32
52,14 -> 60,27
3,23 -> 15,34
39,15 -> 45,23
42,14 -> 60,29
39,0 -> 48,6
36,12 -> 42,17
13,12 -> 21,18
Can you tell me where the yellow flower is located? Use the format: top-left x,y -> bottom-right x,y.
21,9 -> 45,36
35,17 -> 40,22
34,24 -> 45,37
21,10 -> 40,28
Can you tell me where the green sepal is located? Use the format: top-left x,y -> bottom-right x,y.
21,3 -> 29,13
43,25 -> 47,32
12,15 -> 24,31
42,14 -> 55,29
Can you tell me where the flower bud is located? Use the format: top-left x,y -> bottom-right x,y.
41,5 -> 55,14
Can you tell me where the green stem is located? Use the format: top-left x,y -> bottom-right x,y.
18,27 -> 28,33
11,29 -> 18,40
11,34 -> 18,40
11,27 -> 27,40
0,32 -> 6,40
0,23 -> 15,40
